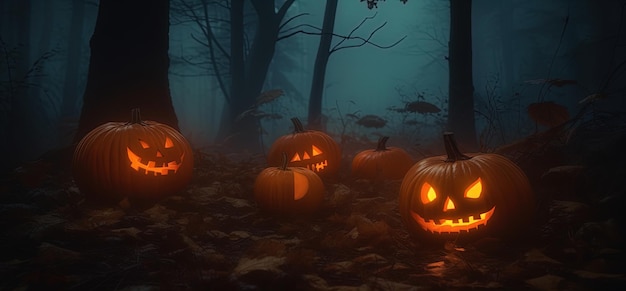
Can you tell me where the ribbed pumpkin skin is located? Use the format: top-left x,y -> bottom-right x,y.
72,110 -> 193,203
267,118 -> 341,178
254,166 -> 325,216
399,134 -> 534,240
351,136 -> 414,180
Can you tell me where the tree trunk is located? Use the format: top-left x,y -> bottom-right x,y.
307,0 -> 338,131
75,0 -> 179,143
215,0 -> 246,149
447,0 -> 477,150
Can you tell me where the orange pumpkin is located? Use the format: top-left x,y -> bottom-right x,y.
72,108 -> 193,203
351,136 -> 413,180
399,132 -> 534,240
267,117 -> 341,178
254,153 -> 325,216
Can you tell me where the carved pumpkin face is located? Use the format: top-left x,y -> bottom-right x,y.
267,118 -> 341,178
254,153 -> 325,216
411,177 -> 496,234
73,108 -> 193,204
289,145 -> 328,172
399,133 -> 534,240
126,136 -> 186,175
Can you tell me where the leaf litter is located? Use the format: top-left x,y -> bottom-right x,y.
0,140 -> 625,290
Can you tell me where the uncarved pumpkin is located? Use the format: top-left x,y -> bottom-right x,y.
254,153 -> 325,216
351,136 -> 413,180
72,108 -> 193,203
267,117 -> 341,178
399,132 -> 534,240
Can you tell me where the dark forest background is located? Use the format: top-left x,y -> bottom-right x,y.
1,0 -> 625,172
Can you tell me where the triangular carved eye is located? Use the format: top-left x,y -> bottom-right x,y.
291,153 -> 301,162
420,182 -> 437,204
312,145 -> 323,156
302,152 -> 310,160
139,139 -> 150,149
165,137 -> 174,148
464,178 -> 482,199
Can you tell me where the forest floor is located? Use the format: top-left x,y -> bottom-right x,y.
1,131 -> 626,290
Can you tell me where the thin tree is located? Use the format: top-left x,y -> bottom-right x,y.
447,0 -> 477,150
364,0 -> 477,149
306,0 -> 405,130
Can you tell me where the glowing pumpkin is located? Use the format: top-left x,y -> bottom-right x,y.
399,132 -> 534,239
267,117 -> 341,178
72,108 -> 193,203
351,136 -> 414,180
254,153 -> 325,216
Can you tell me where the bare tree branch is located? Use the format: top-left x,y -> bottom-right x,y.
277,23 -> 323,41
177,0 -> 231,101
279,12 -> 310,31
331,13 -> 378,51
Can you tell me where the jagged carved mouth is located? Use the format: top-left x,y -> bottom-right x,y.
304,160 -> 328,172
411,206 -> 496,234
127,148 -> 184,176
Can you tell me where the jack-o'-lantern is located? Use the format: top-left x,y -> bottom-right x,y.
72,108 -> 193,203
399,132 -> 534,240
267,118 -> 341,178
351,136 -> 414,180
254,153 -> 325,216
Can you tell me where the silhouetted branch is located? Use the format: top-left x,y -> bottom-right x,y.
331,13 -> 378,51
178,0 -> 231,101
279,13 -> 310,31
276,12 -> 404,52
331,19 -> 406,54
277,24 -> 322,41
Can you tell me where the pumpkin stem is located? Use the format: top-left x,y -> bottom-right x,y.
376,136 -> 390,151
291,117 -> 306,133
443,132 -> 470,162
129,108 -> 146,125
280,152 -> 289,170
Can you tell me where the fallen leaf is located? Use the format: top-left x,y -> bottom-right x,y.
36,242 -> 81,264
219,196 -> 253,208
111,227 -> 142,239
356,115 -> 387,128
368,277 -> 418,291
425,261 -> 446,277
523,248 -> 562,265
527,101 -> 569,127
353,253 -> 388,265
573,270 -> 625,279
229,230 -> 251,240
233,256 -> 286,277
525,274 -> 564,291
324,261 -> 353,273
405,101 -> 441,113
142,204 -> 175,223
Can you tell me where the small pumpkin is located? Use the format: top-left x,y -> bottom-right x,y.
72,108 -> 193,203
254,153 -> 325,216
351,136 -> 413,180
399,132 -> 534,240
267,117 -> 341,178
